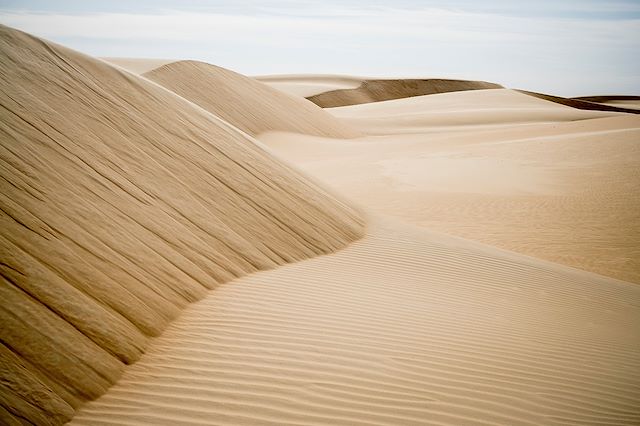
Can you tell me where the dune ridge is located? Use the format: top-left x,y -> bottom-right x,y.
517,90 -> 640,114
0,25 -> 363,425
72,217 -> 640,425
255,74 -> 367,97
102,58 -> 176,75
307,78 -> 503,108
143,61 -> 361,138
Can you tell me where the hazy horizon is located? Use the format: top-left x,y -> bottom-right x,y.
1,0 -> 639,97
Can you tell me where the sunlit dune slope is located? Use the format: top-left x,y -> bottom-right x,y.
256,74 -> 366,97
307,78 -> 503,108
143,61 -> 360,138
102,57 -> 176,74
0,25 -> 363,425
73,217 -> 640,425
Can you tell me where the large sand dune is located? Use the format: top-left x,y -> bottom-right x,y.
143,61 -> 360,138
73,217 -> 640,425
262,90 -> 640,283
2,24 -> 640,426
307,78 -> 503,108
0,25 -> 363,424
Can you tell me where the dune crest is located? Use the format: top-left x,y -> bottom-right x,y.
307,78 -> 503,108
0,25 -> 363,425
143,61 -> 361,138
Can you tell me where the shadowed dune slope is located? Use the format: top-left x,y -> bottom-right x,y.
518,90 -> 640,114
143,61 -> 360,138
307,78 -> 503,108
0,25 -> 363,425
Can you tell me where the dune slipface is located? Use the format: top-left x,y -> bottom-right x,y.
143,61 -> 361,138
307,78 -> 503,108
0,25 -> 363,425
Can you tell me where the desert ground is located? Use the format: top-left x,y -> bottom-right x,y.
1,25 -> 640,425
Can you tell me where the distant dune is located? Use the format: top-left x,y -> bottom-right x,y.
307,78 -> 503,108
264,89 -> 640,283
0,25 -> 362,424
572,95 -> 640,111
256,74 -> 367,97
102,57 -> 176,74
143,61 -> 361,138
517,90 -> 640,114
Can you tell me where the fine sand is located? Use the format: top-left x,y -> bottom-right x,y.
73,217 -> 640,425
0,25 -> 362,424
102,57 -> 176,74
2,24 -> 640,426
261,90 -> 640,283
143,62 -> 361,138
307,79 -> 504,108
256,74 -> 367,97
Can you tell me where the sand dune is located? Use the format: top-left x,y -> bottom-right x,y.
73,217 -> 640,425
102,58 -> 176,74
572,96 -> 640,111
256,74 -> 366,97
143,61 -> 361,138
0,25 -> 363,424
518,90 -> 640,114
327,89 -> 617,135
262,90 -> 640,283
307,78 -> 503,108
3,23 -> 640,426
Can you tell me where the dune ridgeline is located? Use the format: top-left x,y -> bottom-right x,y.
143,61 -> 361,138
0,25 -> 364,425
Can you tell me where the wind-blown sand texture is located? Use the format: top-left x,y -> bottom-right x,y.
2,24 -> 640,426
143,61 -> 361,138
307,78 -> 503,108
73,217 -> 640,425
262,89 -> 640,283
0,25 -> 363,424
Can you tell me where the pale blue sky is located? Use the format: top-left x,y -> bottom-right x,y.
1,0 -> 639,96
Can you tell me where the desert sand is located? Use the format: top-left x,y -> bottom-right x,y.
2,24 -> 640,426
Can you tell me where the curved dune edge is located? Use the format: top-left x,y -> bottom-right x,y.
72,217 -> 640,425
143,61 -> 361,138
255,74 -> 368,98
517,90 -> 640,114
101,57 -> 177,75
307,79 -> 504,108
0,25 -> 364,425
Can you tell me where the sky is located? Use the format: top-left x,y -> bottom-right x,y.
1,0 -> 639,96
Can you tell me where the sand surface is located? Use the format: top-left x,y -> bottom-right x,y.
144,62 -> 360,138
256,74 -> 366,97
262,90 -> 640,283
73,217 -> 640,425
0,26 -> 362,424
307,79 -> 503,108
102,57 -> 176,74
2,24 -> 640,426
